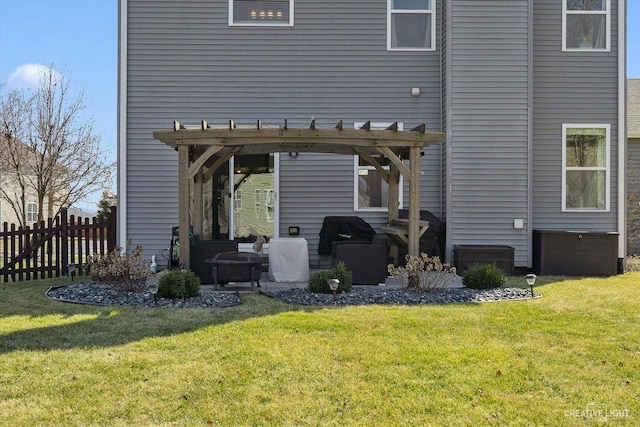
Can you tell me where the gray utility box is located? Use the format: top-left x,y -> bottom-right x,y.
454,245 -> 515,275
533,230 -> 618,276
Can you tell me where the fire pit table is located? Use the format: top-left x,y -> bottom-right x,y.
205,251 -> 263,291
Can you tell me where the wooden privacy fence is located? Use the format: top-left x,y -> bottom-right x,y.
0,207 -> 117,283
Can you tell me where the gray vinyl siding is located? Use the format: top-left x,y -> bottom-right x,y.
445,0 -> 531,267
627,138 -> 640,254
125,0 -> 444,262
532,0 -> 619,232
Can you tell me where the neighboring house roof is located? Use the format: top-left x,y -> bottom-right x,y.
629,79 -> 640,139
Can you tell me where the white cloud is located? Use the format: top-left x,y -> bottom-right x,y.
7,63 -> 63,89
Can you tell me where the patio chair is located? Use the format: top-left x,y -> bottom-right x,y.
333,243 -> 388,285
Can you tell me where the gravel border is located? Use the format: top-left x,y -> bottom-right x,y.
46,281 -> 540,308
261,286 -> 540,306
46,283 -> 241,308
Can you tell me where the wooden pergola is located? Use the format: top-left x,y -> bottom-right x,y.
153,119 -> 445,269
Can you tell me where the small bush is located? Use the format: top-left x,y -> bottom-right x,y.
157,270 -> 201,299
87,242 -> 150,292
308,262 -> 353,293
388,253 -> 457,292
462,263 -> 507,289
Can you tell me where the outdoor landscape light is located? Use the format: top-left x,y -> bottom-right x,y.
525,274 -> 537,299
327,278 -> 340,303
68,263 -> 76,282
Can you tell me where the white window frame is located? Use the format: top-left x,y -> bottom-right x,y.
387,0 -> 436,51
229,0 -> 294,27
562,0 -> 610,52
27,202 -> 38,223
354,122 -> 404,212
562,124 -> 610,212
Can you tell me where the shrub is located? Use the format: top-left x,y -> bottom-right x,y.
462,263 -> 507,289
308,262 -> 353,293
157,270 -> 201,299
388,253 -> 457,292
625,255 -> 640,272
87,242 -> 150,292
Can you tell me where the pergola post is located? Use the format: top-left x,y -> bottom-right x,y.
193,168 -> 204,238
408,146 -> 421,257
388,163 -> 400,223
177,144 -> 191,268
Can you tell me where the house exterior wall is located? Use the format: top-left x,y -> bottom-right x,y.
532,0 -> 620,235
628,138 -> 640,254
121,0 -> 624,269
627,79 -> 640,255
443,0 -> 531,267
123,0 -> 444,262
0,172 -> 49,226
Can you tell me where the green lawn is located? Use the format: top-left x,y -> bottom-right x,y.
0,275 -> 638,426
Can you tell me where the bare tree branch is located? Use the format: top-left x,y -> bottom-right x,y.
0,67 -> 112,227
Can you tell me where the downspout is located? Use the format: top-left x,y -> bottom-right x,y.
117,0 -> 128,248
444,0 -> 453,263
438,0 -> 444,220
618,0 -> 627,270
527,0 -> 534,268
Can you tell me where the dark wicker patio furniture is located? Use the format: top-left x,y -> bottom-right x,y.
206,251 -> 262,290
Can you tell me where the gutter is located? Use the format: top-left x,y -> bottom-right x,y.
618,0 -> 627,269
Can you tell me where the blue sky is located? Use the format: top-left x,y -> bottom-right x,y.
0,0 -> 638,209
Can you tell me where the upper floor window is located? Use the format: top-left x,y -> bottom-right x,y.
563,0 -> 610,51
229,0 -> 293,26
388,0 -> 435,51
354,123 -> 404,212
562,124 -> 610,211
27,202 -> 38,223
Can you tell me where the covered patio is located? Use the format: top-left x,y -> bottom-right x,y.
152,119 -> 445,270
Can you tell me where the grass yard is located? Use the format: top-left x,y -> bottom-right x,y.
0,275 -> 638,426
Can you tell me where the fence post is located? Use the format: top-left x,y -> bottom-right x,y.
60,207 -> 69,277
107,205 -> 117,252
1,222 -> 8,282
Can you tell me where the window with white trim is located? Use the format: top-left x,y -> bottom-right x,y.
388,0 -> 435,51
229,0 -> 293,26
27,202 -> 38,223
354,123 -> 404,211
563,0 -> 610,51
562,124 -> 610,211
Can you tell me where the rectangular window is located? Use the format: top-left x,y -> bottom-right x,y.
562,124 -> 610,211
27,202 -> 38,223
388,0 -> 435,51
563,0 -> 609,51
230,0 -> 293,26
354,123 -> 404,212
